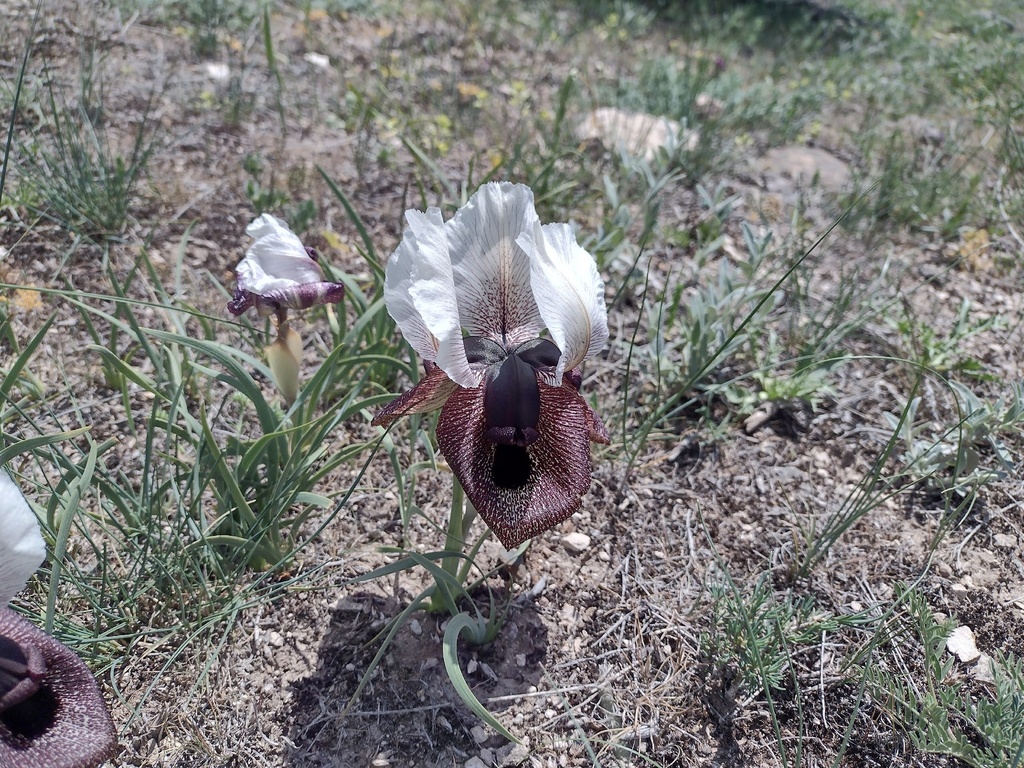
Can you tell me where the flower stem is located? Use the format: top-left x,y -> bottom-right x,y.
429,477 -> 465,614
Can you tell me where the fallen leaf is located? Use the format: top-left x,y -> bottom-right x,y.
13,287 -> 43,312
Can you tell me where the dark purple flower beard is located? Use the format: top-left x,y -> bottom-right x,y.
464,336 -> 561,491
0,633 -> 46,712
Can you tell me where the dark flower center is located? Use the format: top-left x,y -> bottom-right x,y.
492,445 -> 533,489
464,336 -> 561,489
0,683 -> 59,744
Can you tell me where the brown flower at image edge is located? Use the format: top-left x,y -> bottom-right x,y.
0,472 -> 116,768
372,182 -> 609,548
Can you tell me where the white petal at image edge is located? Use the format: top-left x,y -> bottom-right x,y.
0,471 -> 45,609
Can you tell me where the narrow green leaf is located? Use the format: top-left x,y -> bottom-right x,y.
442,613 -> 519,744
0,427 -> 92,467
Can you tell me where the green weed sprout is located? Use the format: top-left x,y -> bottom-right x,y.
219,212 -> 400,568
864,585 -> 1024,768
367,181 -> 609,740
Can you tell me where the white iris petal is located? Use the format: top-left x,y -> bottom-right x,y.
520,221 -> 608,383
0,471 -> 45,610
445,182 -> 543,346
238,214 -> 323,293
385,209 -> 476,387
406,209 -> 476,387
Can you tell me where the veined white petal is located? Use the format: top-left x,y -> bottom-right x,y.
445,182 -> 542,346
385,209 -> 475,387
238,214 -> 324,293
406,210 -> 476,387
520,222 -> 608,382
0,471 -> 45,610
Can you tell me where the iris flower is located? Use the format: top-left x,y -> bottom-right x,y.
373,182 -> 609,548
227,214 -> 346,404
0,472 -> 117,768
227,214 -> 345,320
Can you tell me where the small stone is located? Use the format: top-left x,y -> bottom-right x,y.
304,52 -> 330,69
464,758 -> 487,768
575,107 -> 698,163
204,62 -> 229,81
503,744 -> 531,764
516,653 -> 526,667
744,402 -> 778,434
562,532 -> 591,554
757,146 -> 851,193
947,625 -> 981,663
471,725 -> 488,745
935,561 -> 953,578
479,748 -> 495,765
267,631 -> 285,648
993,533 -> 1016,548
973,653 -> 996,683
409,619 -> 422,636
695,92 -> 725,117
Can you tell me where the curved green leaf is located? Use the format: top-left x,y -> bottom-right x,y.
442,612 -> 519,744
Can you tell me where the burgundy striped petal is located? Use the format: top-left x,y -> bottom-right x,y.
250,281 -> 345,316
437,378 -> 599,548
371,363 -> 459,429
562,369 -> 609,444
0,609 -> 116,768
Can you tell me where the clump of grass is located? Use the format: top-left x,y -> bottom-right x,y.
844,128 -> 983,238
11,49 -> 159,243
